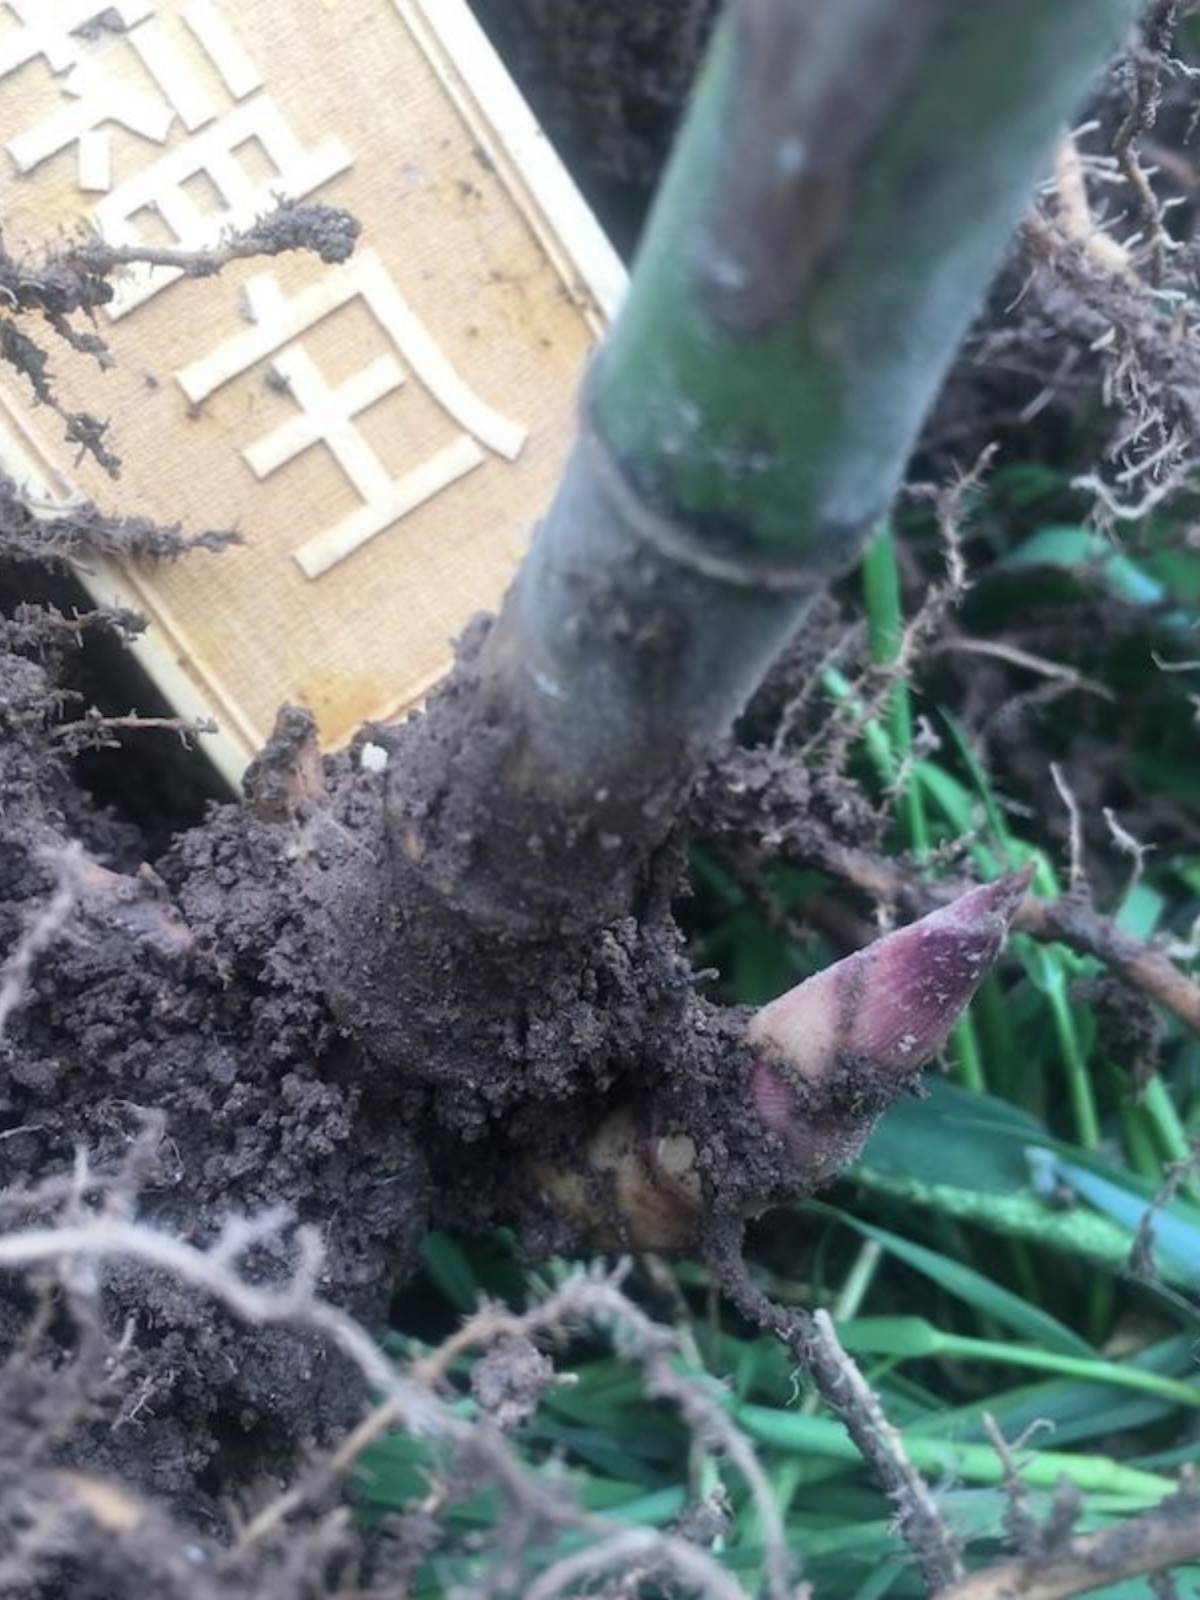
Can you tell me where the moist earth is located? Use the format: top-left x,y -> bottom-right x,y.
1,0 -> 1194,1590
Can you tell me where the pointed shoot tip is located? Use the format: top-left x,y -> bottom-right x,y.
749,869 -> 1029,1100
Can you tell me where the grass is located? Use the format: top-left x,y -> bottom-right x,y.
360,483 -> 1200,1597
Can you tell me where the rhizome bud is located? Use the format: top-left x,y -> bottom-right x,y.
534,870 -> 1031,1249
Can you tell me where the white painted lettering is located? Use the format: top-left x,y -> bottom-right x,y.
0,1 -> 152,82
7,53 -> 173,191
3,0 -> 262,194
181,0 -> 261,100
177,250 -> 527,577
95,97 -> 352,315
180,251 -> 525,458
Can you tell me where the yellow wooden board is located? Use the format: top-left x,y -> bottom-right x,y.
0,0 -> 625,785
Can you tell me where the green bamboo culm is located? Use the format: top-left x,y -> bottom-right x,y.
434,0 -> 1144,934
590,0 -> 1143,570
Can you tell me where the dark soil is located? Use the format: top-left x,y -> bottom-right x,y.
469,0 -> 717,250
1,555 -> 811,1518
3,3 -> 1198,1595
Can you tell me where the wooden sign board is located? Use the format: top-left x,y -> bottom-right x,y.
0,0 -> 625,786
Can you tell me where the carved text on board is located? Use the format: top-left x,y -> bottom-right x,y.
0,2 -> 529,573
0,0 -> 348,314
0,3 -> 153,81
178,250 -> 528,579
3,1 -> 263,193
96,99 -> 352,316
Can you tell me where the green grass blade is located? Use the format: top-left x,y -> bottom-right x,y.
837,1315 -> 1200,1409
801,1201 -> 1092,1355
733,1404 -> 1175,1498
418,1230 -> 482,1314
855,1078 -> 1200,1293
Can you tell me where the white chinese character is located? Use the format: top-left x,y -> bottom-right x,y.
2,2 -> 160,191
94,97 -> 352,316
3,0 -> 261,193
126,1 -> 262,135
0,1 -> 152,82
177,251 -> 528,579
180,0 -> 261,100
8,52 -> 174,191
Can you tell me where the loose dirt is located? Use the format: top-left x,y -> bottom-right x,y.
2,4 -> 1197,1594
